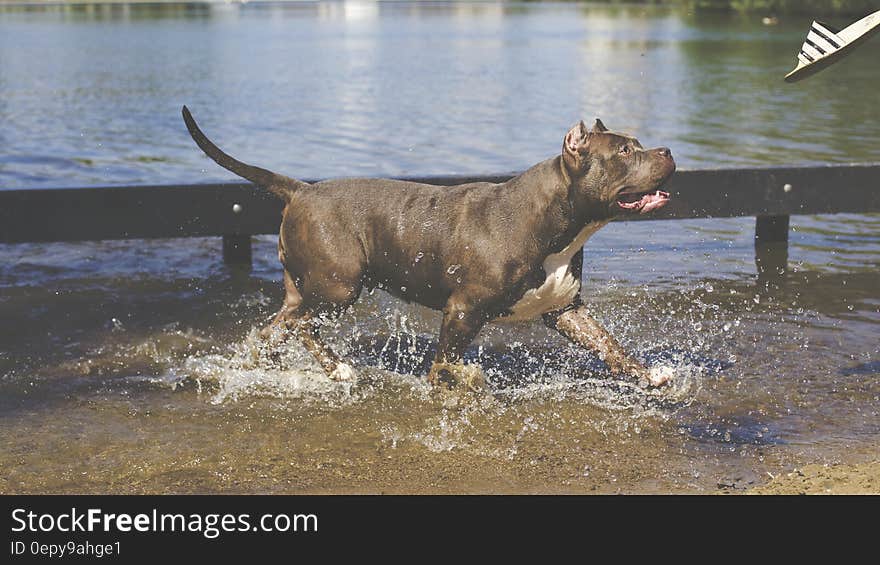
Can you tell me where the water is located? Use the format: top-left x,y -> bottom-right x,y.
1,2 -> 878,493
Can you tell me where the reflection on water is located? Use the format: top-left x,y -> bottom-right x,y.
1,2 -> 879,190
0,2 -> 878,493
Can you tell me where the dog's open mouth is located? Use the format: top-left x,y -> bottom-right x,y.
617,189 -> 670,214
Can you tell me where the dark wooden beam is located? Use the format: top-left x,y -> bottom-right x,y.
1,164 -> 877,244
0,183 -> 284,244
644,164 -> 880,221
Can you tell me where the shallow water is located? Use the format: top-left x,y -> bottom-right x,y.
1,2 -> 879,493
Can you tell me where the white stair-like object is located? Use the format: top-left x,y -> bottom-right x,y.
785,10 -> 880,82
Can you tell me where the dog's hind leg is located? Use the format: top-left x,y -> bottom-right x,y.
260,271 -> 305,341
260,270 -> 357,381
543,306 -> 669,387
293,319 -> 356,381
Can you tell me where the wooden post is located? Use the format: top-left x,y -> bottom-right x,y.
755,215 -> 789,279
222,234 -> 252,269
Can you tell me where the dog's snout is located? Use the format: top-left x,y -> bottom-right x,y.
656,147 -> 672,158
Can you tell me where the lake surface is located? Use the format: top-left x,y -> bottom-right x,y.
0,1 -> 878,493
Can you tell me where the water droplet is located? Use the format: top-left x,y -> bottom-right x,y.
723,323 -> 732,332
400,286 -> 407,293
693,322 -> 703,331
457,312 -> 465,319
414,252 -> 424,263
446,264 -> 461,275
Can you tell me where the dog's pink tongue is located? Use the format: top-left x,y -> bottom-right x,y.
639,191 -> 670,214
617,190 -> 670,213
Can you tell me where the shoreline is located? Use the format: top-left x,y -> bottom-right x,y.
749,461 -> 880,495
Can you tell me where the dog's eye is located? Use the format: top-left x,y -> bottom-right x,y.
619,145 -> 631,156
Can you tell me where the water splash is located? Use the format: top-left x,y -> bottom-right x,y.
169,328 -> 362,405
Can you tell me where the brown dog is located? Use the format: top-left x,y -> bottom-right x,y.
183,107 -> 675,388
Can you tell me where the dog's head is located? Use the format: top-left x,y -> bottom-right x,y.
561,119 -> 675,217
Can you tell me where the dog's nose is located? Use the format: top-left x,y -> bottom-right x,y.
657,147 -> 672,158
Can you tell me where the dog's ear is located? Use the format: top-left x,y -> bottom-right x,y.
591,118 -> 608,134
564,120 -> 590,155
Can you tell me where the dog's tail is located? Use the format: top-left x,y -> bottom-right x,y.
182,105 -> 306,201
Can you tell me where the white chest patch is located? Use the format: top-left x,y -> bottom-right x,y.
500,221 -> 609,323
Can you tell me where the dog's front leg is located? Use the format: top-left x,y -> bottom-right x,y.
544,306 -> 670,387
427,296 -> 489,391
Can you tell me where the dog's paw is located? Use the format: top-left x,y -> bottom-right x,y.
456,364 -> 488,392
427,362 -> 488,392
646,365 -> 675,387
329,363 -> 357,382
